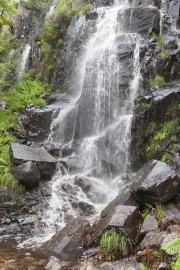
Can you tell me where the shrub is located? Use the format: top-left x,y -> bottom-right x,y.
162,238 -> 180,270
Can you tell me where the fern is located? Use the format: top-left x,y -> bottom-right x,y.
162,238 -> 180,254
171,256 -> 180,270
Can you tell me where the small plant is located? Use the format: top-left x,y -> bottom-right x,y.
142,207 -> 151,219
150,32 -> 158,40
162,238 -> 180,270
156,37 -> 164,49
100,231 -> 133,256
150,75 -> 165,89
155,203 -> 165,222
136,102 -> 147,110
160,151 -> 173,162
158,49 -> 170,59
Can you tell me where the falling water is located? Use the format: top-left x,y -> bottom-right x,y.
18,0 -> 144,248
17,44 -> 31,78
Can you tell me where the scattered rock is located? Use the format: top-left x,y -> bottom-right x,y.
139,231 -> 168,250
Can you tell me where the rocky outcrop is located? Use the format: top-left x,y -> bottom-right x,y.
10,143 -> 57,179
118,7 -> 160,39
130,87 -> 180,171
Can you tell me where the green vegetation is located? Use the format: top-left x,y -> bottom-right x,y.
146,118 -> 179,158
158,48 -> 170,59
0,75 -> 51,187
150,75 -> 165,89
136,102 -> 148,111
100,231 -> 133,258
32,0 -> 93,82
150,31 -> 158,40
20,0 -> 52,10
142,207 -> 151,219
155,203 -> 165,222
156,37 -> 164,49
162,238 -> 180,270
0,0 -> 17,30
160,151 -> 173,162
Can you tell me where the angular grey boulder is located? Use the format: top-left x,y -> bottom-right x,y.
11,161 -> 40,189
131,160 -> 180,205
10,143 -> 57,179
41,217 -> 91,256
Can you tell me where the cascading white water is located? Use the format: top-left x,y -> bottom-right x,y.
18,0 -> 144,248
17,44 -> 31,78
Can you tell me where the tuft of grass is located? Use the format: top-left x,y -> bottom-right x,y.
155,203 -> 165,222
150,75 -> 165,89
100,231 -> 133,255
158,49 -> 170,59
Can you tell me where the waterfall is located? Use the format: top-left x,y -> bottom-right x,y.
18,0 -> 144,248
17,43 -> 31,78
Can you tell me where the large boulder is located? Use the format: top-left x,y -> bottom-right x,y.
11,161 -> 40,189
10,143 -> 57,179
131,160 -> 180,205
90,190 -> 142,243
41,217 -> 91,256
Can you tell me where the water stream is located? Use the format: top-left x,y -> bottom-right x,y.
17,0 -> 144,249
17,43 -> 31,79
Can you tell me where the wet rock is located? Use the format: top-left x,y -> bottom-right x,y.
25,105 -> 60,143
118,7 -> 160,39
85,10 -> 98,21
130,88 -> 180,170
140,215 -> 158,235
10,143 -> 57,180
44,142 -> 62,157
79,201 -> 95,216
131,160 -> 180,205
11,161 -> 40,189
41,217 -> 91,256
74,176 -> 92,192
139,231 -> 168,250
158,262 -> 171,270
134,0 -> 154,6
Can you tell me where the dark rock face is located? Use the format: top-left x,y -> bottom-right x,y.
10,143 -> 57,179
85,10 -> 98,21
11,161 -> 40,189
131,160 -> 180,205
117,7 -> 160,39
130,88 -> 180,171
42,217 -> 91,256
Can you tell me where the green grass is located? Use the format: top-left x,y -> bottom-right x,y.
155,203 -> 165,222
142,207 -> 151,219
100,231 -> 133,256
150,75 -> 165,89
